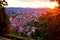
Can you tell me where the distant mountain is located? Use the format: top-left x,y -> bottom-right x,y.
6,7 -> 51,14
6,7 -> 36,12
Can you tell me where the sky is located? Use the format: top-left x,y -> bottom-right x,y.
20,0 -> 49,2
5,0 -> 58,8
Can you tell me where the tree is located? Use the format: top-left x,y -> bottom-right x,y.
28,12 -> 60,40
0,0 -> 10,36
44,12 -> 60,40
0,0 -> 8,7
27,13 -> 47,40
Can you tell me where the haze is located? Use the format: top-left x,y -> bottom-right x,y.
6,0 -> 58,8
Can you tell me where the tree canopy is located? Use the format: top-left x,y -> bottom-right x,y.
0,0 -> 10,36
0,0 -> 8,7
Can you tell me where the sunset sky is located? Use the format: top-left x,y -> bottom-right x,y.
6,0 -> 58,8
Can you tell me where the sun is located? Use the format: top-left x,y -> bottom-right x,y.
47,2 -> 58,8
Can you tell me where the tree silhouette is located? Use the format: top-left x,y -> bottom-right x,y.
0,0 -> 10,36
0,0 -> 8,7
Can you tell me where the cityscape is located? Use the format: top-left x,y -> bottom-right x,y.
6,7 -> 51,27
0,0 -> 60,40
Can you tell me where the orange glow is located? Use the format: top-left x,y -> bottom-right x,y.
6,0 -> 58,8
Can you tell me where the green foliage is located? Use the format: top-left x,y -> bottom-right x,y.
36,14 -> 48,40
0,7 -> 11,35
27,13 -> 48,40
44,12 -> 60,40
27,12 -> 60,40
27,20 -> 37,26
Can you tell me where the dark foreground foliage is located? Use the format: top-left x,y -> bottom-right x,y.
0,7 -> 10,36
27,12 -> 60,40
0,0 -> 10,36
